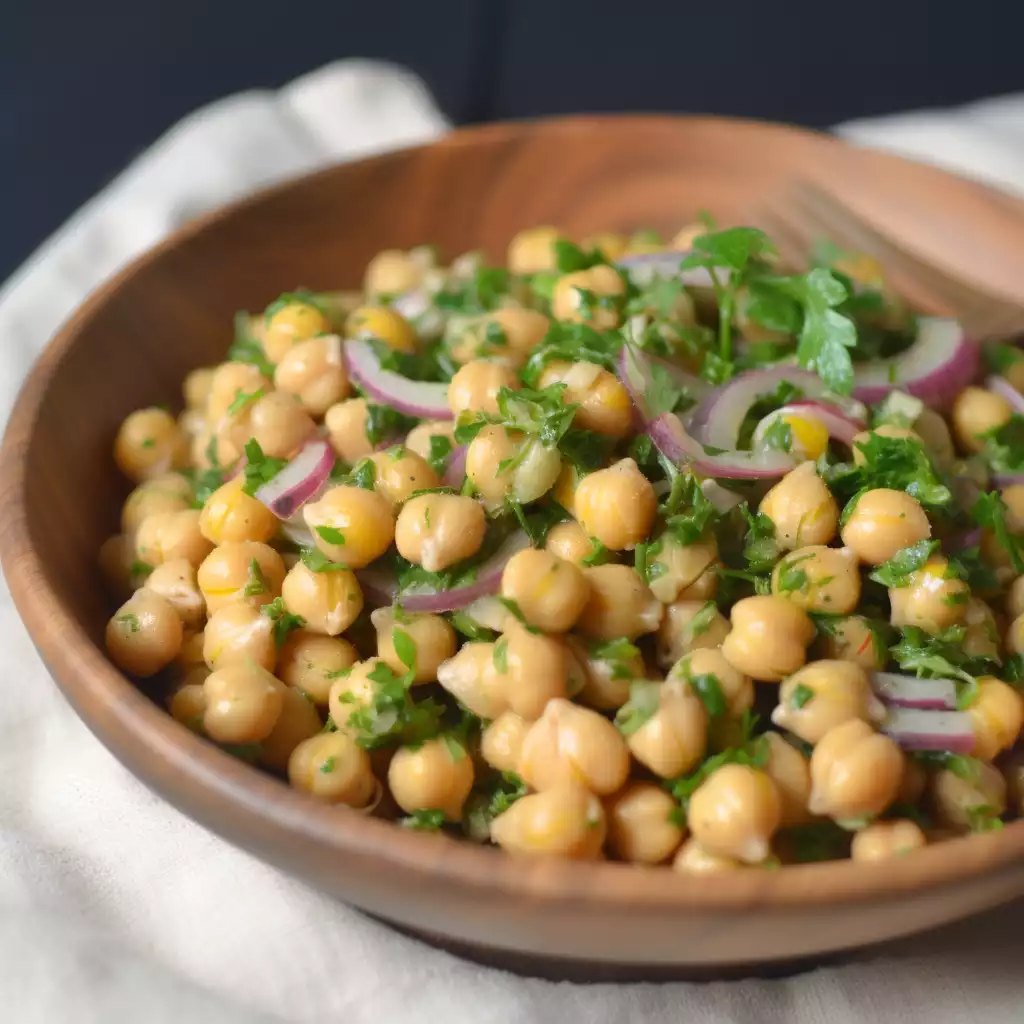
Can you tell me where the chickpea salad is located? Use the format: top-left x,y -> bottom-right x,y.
103,222 -> 1024,870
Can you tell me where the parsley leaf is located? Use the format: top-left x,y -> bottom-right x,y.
688,672 -> 727,718
615,681 -> 662,736
227,311 -> 275,376
463,771 -> 528,841
434,265 -> 511,314
981,415 -> 1024,474
869,539 -> 940,588
401,809 -> 446,831
226,386 -> 265,418
889,625 -> 978,687
115,613 -> 140,633
315,525 -> 346,546
664,736 -> 771,826
392,628 -> 417,672
364,403 -> 418,448
740,505 -> 780,572
261,597 -> 305,645
590,637 -> 641,681
790,683 -> 815,709
427,435 -> 454,476
243,558 -> 269,596
553,239 -> 604,273
241,439 -> 288,498
345,661 -> 445,750
972,491 -> 1024,573
300,548 -> 348,573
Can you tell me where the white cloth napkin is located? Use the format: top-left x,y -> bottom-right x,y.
3,60 -> 1024,1024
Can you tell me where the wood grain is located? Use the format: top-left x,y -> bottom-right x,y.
4,115 -> 1024,977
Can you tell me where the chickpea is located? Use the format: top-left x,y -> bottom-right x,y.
114,408 -> 188,483
143,558 -> 205,629
507,225 -> 561,275
324,399 -> 374,463
497,622 -> 571,720
447,359 -> 519,417
606,783 -> 685,864
404,420 -> 457,461
552,463 -> 581,517
260,686 -> 323,771
688,764 -> 781,864
206,362 -> 272,423
840,488 -> 932,566
646,534 -> 718,605
246,390 -> 316,459
175,629 -> 207,671
203,602 -> 276,672
327,658 -> 381,733
394,493 -> 486,572
280,561 -> 364,637
202,662 -> 286,744
371,606 -> 456,684
198,476 -> 278,546
481,711 -> 530,774
820,615 -> 886,672
754,408 -> 831,460
759,462 -> 839,550
914,408 -> 957,467
288,731 -> 377,806
1004,484 -> 1024,531
851,424 -> 923,465
276,631 -> 358,705
544,520 -> 594,566
672,647 -> 754,719
1007,576 -> 1024,621
735,286 -> 793,344
721,595 -> 815,682
551,264 -> 626,329
518,698 -> 630,796
898,758 -> 928,804
367,447 -> 440,506
656,599 -> 730,669
192,426 -> 241,472
574,459 -> 656,551
168,682 -> 206,732
762,733 -> 813,827
263,300 -> 332,363
930,760 -> 1007,831
537,360 -> 632,437
105,590 -> 184,677
963,598 -> 1001,663
672,838 -> 743,875
965,676 -> 1024,761
577,564 -> 663,640
570,636 -> 645,711
465,426 -> 562,509
500,548 -> 589,633
436,642 -> 510,720
346,305 -> 417,354
771,545 -> 861,615
889,556 -> 970,634
274,335 -> 350,417
490,781 -> 606,859
121,474 -> 193,535
183,366 -> 216,410
302,485 -> 395,569
1010,613 -> 1024,655
772,660 -> 885,744
808,719 -> 904,822
98,533 -> 144,598
624,678 -> 708,778
388,737 -> 475,821
135,509 -> 213,569
952,386 -> 1012,453
196,541 -> 285,616
363,249 -> 424,298
450,307 -> 550,366
851,819 -> 927,862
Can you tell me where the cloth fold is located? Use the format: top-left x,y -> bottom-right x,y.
3,60 -> 1024,1023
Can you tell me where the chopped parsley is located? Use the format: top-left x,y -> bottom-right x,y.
980,415 -> 1024,474
344,660 -> 445,750
401,809 -> 447,831
775,552 -> 815,594
364,403 -> 418,448
241,439 -> 287,498
492,638 -> 510,675
115,613 -> 140,633
869,539 -> 940,588
227,311 -> 275,377
590,637 -> 641,680
261,597 -> 306,645
226,386 -> 265,418
243,558 -> 269,597
615,681 -> 662,736
463,771 -> 528,841
426,434 -> 454,476
300,548 -> 348,573
315,525 -> 346,546
790,683 -> 815,709
971,491 -> 1024,574
664,736 -> 771,826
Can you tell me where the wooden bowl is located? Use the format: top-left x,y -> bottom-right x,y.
4,115 -> 1024,978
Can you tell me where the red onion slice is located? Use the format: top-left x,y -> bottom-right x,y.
400,530 -> 532,613
853,317 -> 977,407
279,519 -> 315,549
616,250 -> 727,290
782,400 -> 866,447
872,672 -> 958,711
442,445 -> 468,488
881,706 -> 975,753
254,440 -> 335,519
986,374 -> 1024,415
649,412 -> 796,479
689,366 -> 866,450
700,479 -> 745,512
993,473 -> 1024,488
344,339 -> 451,420
616,345 -> 710,423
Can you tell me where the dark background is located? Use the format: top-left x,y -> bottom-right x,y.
3,0 -> 1022,282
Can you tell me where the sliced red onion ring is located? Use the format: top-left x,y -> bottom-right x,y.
881,706 -> 975,753
649,412 -> 796,479
400,530 -> 532,614
442,445 -> 468,488
782,400 -> 866,447
344,339 -> 451,420
254,440 -> 335,519
853,317 -> 977,407
986,374 -> 1024,415
689,366 -> 866,450
616,345 -> 710,423
615,250 -> 727,290
993,473 -> 1024,488
701,479 -> 745,512
872,672 -> 958,711
279,519 -> 315,549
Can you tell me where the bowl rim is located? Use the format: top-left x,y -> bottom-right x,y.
3,112 -> 1023,913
